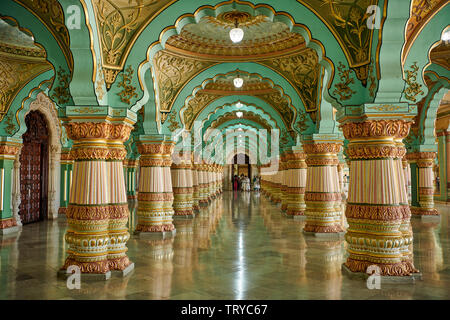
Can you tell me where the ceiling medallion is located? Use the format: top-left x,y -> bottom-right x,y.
208,11 -> 267,28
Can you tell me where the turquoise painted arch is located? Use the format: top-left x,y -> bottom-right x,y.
2,1 -> 73,106
402,4 -> 450,103
124,0 -> 353,117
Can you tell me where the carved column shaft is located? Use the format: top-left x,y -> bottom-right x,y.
286,152 -> 307,216
171,152 -> 194,217
192,164 -> 200,211
407,152 -> 438,216
61,122 -> 133,274
303,142 -> 343,234
136,141 -> 174,233
280,154 -> 290,211
341,119 -> 418,276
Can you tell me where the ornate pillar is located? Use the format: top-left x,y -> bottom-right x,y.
192,163 -> 200,211
135,136 -> 176,239
198,162 -> 208,206
280,153 -> 289,211
58,149 -> 73,215
271,164 -> 282,203
407,152 -> 438,216
11,149 -> 22,227
303,138 -> 343,236
162,141 -> 176,227
286,150 -> 307,218
207,163 -> 214,201
340,107 -> 420,277
0,139 -> 21,235
60,119 -> 134,278
171,152 -> 194,219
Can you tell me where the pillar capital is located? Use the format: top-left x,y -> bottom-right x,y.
337,102 -> 416,124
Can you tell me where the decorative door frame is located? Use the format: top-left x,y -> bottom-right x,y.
12,92 -> 62,225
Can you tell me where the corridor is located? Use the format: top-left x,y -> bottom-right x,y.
1,192 -> 449,300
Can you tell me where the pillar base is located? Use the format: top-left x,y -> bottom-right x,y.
134,229 -> 176,240
58,207 -> 67,215
57,269 -> 111,281
0,225 -> 21,236
410,206 -> 439,216
111,262 -> 135,278
341,264 -> 422,284
303,230 -> 345,240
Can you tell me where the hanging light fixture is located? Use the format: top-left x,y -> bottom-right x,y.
442,29 -> 450,43
229,18 -> 244,43
236,111 -> 243,118
234,70 -> 243,88
236,101 -> 243,108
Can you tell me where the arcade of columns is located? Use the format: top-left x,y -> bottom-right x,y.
0,105 -> 443,279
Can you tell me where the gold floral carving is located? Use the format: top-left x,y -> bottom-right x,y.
259,91 -> 295,129
3,114 -> 17,135
108,256 -> 131,271
67,205 -> 115,221
135,223 -> 175,232
404,62 -> 424,102
345,258 -> 418,276
366,105 -> 401,112
341,120 -> 412,140
70,147 -> 127,161
50,66 -> 71,105
303,224 -> 344,233
345,203 -> 406,221
304,192 -> 341,202
0,218 -> 17,229
0,58 -> 51,121
303,143 -> 341,155
347,145 -> 406,159
62,258 -> 110,274
406,151 -> 437,162
137,142 -> 164,155
92,0 -> 174,87
167,112 -> 181,131
260,49 -> 320,113
117,65 -> 138,104
13,0 -> 73,72
333,62 -> 356,101
0,144 -> 20,156
153,51 -> 213,113
183,92 -> 219,129
64,122 -> 132,142
72,107 -> 101,114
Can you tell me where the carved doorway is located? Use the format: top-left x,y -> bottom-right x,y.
19,110 -> 49,224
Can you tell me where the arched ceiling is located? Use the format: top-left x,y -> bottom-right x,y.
0,16 -> 52,123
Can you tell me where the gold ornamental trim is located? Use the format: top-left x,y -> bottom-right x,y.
341,120 -> 412,140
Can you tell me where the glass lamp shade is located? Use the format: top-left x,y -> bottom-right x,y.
236,111 -> 243,118
236,102 -> 243,108
233,77 -> 243,88
442,30 -> 450,42
229,27 -> 244,43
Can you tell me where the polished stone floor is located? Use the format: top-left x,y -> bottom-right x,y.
1,191 -> 449,300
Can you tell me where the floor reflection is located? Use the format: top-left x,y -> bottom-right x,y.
0,192 -> 449,299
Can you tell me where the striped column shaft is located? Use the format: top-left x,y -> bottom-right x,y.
136,142 -> 169,232
342,119 -> 419,276
280,154 -> 289,211
171,153 -> 193,216
304,143 -> 343,234
192,164 -> 200,211
286,152 -> 307,216
61,122 -> 133,274
162,142 -> 175,228
408,152 -> 438,216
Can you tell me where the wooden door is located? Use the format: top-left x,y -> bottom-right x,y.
19,111 -> 49,225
